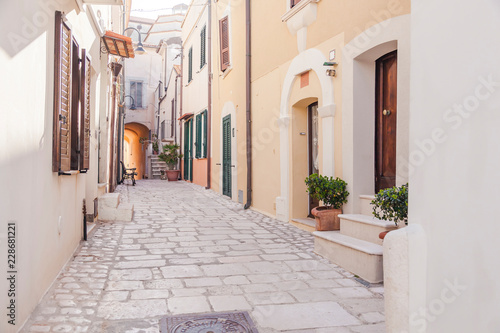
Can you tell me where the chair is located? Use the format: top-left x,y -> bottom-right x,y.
120,161 -> 137,186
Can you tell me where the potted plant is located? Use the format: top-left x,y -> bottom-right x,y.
305,174 -> 349,231
152,141 -> 159,155
371,183 -> 408,240
158,144 -> 183,181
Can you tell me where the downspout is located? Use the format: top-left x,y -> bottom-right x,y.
179,46 -> 184,175
206,0 -> 212,189
174,74 -> 179,144
109,63 -> 122,192
244,0 -> 252,209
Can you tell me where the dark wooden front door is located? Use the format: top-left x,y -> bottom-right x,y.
375,51 -> 398,193
308,102 -> 320,217
222,115 -> 232,197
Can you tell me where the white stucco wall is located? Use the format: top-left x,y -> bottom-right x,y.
182,0 -> 209,119
390,1 -> 500,332
0,2 -> 117,331
124,47 -> 162,131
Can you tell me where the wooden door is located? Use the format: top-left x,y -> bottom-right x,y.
308,102 -> 320,216
222,115 -> 232,197
375,51 -> 398,192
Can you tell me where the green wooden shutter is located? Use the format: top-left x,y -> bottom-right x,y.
188,47 -> 193,82
195,113 -> 201,158
222,115 -> 232,197
184,121 -> 190,180
202,110 -> 207,158
200,26 -> 206,68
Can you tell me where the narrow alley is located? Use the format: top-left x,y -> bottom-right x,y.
23,181 -> 384,333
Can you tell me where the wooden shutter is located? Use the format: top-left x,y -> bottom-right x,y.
188,47 -> 193,82
80,50 -> 91,171
53,11 -> 72,173
219,17 -> 230,71
195,113 -> 201,158
202,110 -> 207,158
70,38 -> 80,171
200,26 -> 206,68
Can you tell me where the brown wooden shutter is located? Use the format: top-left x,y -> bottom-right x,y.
80,49 -> 91,170
219,16 -> 230,71
70,38 -> 80,170
52,11 -> 72,173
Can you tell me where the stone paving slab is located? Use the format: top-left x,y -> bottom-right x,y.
22,180 -> 385,332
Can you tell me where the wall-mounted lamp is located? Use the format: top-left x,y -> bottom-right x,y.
120,95 -> 136,110
324,61 -> 338,77
123,27 -> 147,55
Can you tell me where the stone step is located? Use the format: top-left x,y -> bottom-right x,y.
99,203 -> 134,222
314,231 -> 383,283
291,218 -> 316,233
360,194 -> 376,216
98,193 -> 120,209
339,214 -> 397,245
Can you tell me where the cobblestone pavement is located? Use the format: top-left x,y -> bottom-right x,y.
23,180 -> 385,333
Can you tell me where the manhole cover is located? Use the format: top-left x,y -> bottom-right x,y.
160,311 -> 259,333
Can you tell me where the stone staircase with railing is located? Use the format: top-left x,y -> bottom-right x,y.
313,195 -> 400,283
151,155 -> 167,179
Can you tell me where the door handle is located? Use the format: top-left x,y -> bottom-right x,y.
383,109 -> 391,116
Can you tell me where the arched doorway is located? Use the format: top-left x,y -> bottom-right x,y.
124,122 -> 150,180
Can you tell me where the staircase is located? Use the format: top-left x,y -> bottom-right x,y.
313,195 -> 398,283
151,155 -> 167,179
98,193 -> 134,221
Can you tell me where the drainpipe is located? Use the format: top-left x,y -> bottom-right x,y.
244,0 -> 252,209
206,0 -> 212,190
109,62 -> 122,192
179,46 -> 184,176
174,74 -> 179,144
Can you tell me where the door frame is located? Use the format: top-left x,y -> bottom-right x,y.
307,102 -> 320,217
183,119 -> 193,181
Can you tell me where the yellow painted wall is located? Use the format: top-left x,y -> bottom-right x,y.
250,0 -> 410,219
211,0 -> 248,201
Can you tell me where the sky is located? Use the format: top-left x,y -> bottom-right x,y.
130,0 -> 191,20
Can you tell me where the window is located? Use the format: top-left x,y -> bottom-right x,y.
188,47 -> 193,82
291,0 -> 302,8
161,120 -> 165,140
219,16 -> 230,71
200,25 -> 206,68
130,81 -> 143,108
52,11 -> 91,174
195,110 -> 208,158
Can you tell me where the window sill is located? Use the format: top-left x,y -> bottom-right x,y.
220,66 -> 232,79
281,0 -> 320,23
200,63 -> 207,72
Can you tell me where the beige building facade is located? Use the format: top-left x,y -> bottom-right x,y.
249,0 -> 411,222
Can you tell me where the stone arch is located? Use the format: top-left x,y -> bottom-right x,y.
276,48 -> 336,222
124,122 -> 150,180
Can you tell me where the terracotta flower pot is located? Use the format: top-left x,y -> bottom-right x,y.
311,206 -> 342,231
379,230 -> 391,240
166,170 -> 180,181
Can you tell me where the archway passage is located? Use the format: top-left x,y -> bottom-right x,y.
124,122 -> 150,180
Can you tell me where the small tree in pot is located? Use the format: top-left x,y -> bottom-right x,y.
305,174 -> 349,231
371,183 -> 408,239
158,144 -> 183,181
